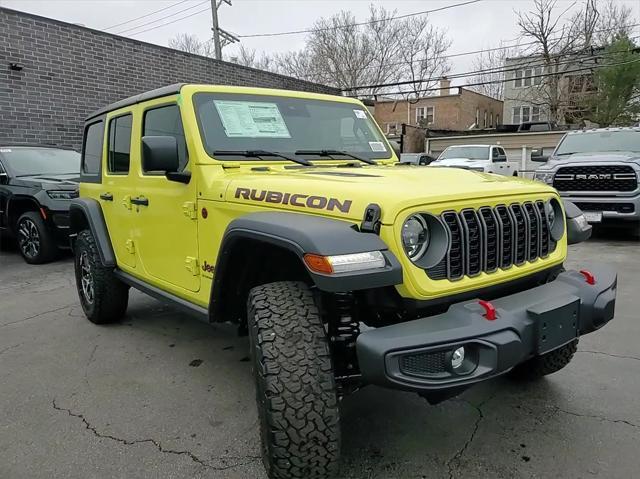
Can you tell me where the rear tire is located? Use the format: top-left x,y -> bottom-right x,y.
15,211 -> 58,264
247,281 -> 340,479
509,339 -> 578,380
74,229 -> 129,324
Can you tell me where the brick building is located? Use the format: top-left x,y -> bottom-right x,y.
374,80 -> 504,135
0,7 -> 338,149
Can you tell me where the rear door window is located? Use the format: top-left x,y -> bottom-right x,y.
107,114 -> 133,174
82,120 -> 105,178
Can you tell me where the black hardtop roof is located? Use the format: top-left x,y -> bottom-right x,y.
85,83 -> 186,121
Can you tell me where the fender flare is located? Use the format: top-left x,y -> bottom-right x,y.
210,212 -> 403,315
69,198 -> 116,266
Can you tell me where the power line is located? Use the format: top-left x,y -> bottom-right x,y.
103,0 -> 192,30
348,57 -> 640,97
343,40 -> 640,92
235,0 -> 482,38
121,6 -> 211,37
312,23 -> 640,78
114,0 -> 209,35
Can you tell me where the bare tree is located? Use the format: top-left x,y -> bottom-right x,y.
397,16 -> 451,98
168,33 -> 214,57
514,0 -> 638,124
593,0 -> 636,46
466,43 -> 516,99
515,0 -> 583,123
272,6 -> 450,96
227,45 -> 276,71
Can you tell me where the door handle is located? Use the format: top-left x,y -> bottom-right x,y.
100,193 -> 113,201
130,196 -> 149,206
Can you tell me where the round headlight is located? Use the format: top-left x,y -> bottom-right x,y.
546,198 -> 565,241
545,201 -> 556,226
402,215 -> 430,260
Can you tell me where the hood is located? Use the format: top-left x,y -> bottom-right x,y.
220,164 -> 554,224
431,158 -> 488,169
543,151 -> 640,169
12,174 -> 80,189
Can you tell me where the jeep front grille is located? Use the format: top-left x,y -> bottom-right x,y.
427,201 -> 555,281
553,165 -> 637,192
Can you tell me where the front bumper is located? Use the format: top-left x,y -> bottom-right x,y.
356,265 -> 616,392
561,193 -> 640,223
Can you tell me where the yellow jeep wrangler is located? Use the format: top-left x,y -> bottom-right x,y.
70,83 -> 616,479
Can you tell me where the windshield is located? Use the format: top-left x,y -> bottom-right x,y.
0,147 -> 80,176
193,93 -> 391,160
555,130 -> 640,156
438,146 -> 489,161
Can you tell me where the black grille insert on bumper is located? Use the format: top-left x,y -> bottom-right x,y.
399,351 -> 447,378
553,165 -> 637,192
428,202 -> 555,280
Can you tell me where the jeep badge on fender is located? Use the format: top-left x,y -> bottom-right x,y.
70,83 -> 617,479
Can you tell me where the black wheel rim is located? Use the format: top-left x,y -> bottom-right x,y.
79,251 -> 94,304
17,218 -> 40,259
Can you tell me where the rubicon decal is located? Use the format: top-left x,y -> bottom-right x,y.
235,188 -> 352,213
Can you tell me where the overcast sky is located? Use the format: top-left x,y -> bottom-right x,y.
2,0 -> 639,85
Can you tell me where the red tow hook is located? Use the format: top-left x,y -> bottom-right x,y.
579,270 -> 596,285
478,300 -> 497,320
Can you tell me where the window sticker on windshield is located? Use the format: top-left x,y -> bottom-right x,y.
0,149 -> 11,153
353,109 -> 368,119
213,100 -> 291,138
369,141 -> 386,152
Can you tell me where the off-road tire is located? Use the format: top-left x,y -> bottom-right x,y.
15,211 -> 58,264
509,339 -> 579,380
74,229 -> 129,324
247,281 -> 340,479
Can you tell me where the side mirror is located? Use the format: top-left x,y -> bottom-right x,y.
564,200 -> 592,245
531,155 -> 549,162
142,136 -> 179,173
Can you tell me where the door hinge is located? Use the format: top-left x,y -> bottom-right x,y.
125,239 -> 135,254
185,256 -> 199,275
182,201 -> 197,220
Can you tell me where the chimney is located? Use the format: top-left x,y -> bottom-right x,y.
439,77 -> 451,96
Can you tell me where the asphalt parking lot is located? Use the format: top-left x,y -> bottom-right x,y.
1,230 -> 639,479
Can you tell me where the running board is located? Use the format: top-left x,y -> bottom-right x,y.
114,270 -> 209,322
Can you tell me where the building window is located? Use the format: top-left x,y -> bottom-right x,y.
475,108 -> 479,127
496,114 -> 500,126
416,106 -> 434,125
512,105 -> 541,124
490,112 -> 494,128
386,123 -> 398,135
426,106 -> 434,124
483,110 -> 487,128
514,66 -> 543,88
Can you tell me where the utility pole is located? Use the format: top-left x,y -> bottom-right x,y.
210,0 -> 238,61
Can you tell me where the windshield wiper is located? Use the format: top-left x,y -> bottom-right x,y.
212,150 -> 312,166
295,149 -> 377,165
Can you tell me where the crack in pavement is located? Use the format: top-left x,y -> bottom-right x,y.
577,350 -> 640,362
446,392 -> 498,479
0,343 -> 22,356
51,400 -> 260,471
0,304 -> 76,328
554,407 -> 640,429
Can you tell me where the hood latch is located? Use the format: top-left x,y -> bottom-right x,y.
361,203 -> 382,234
